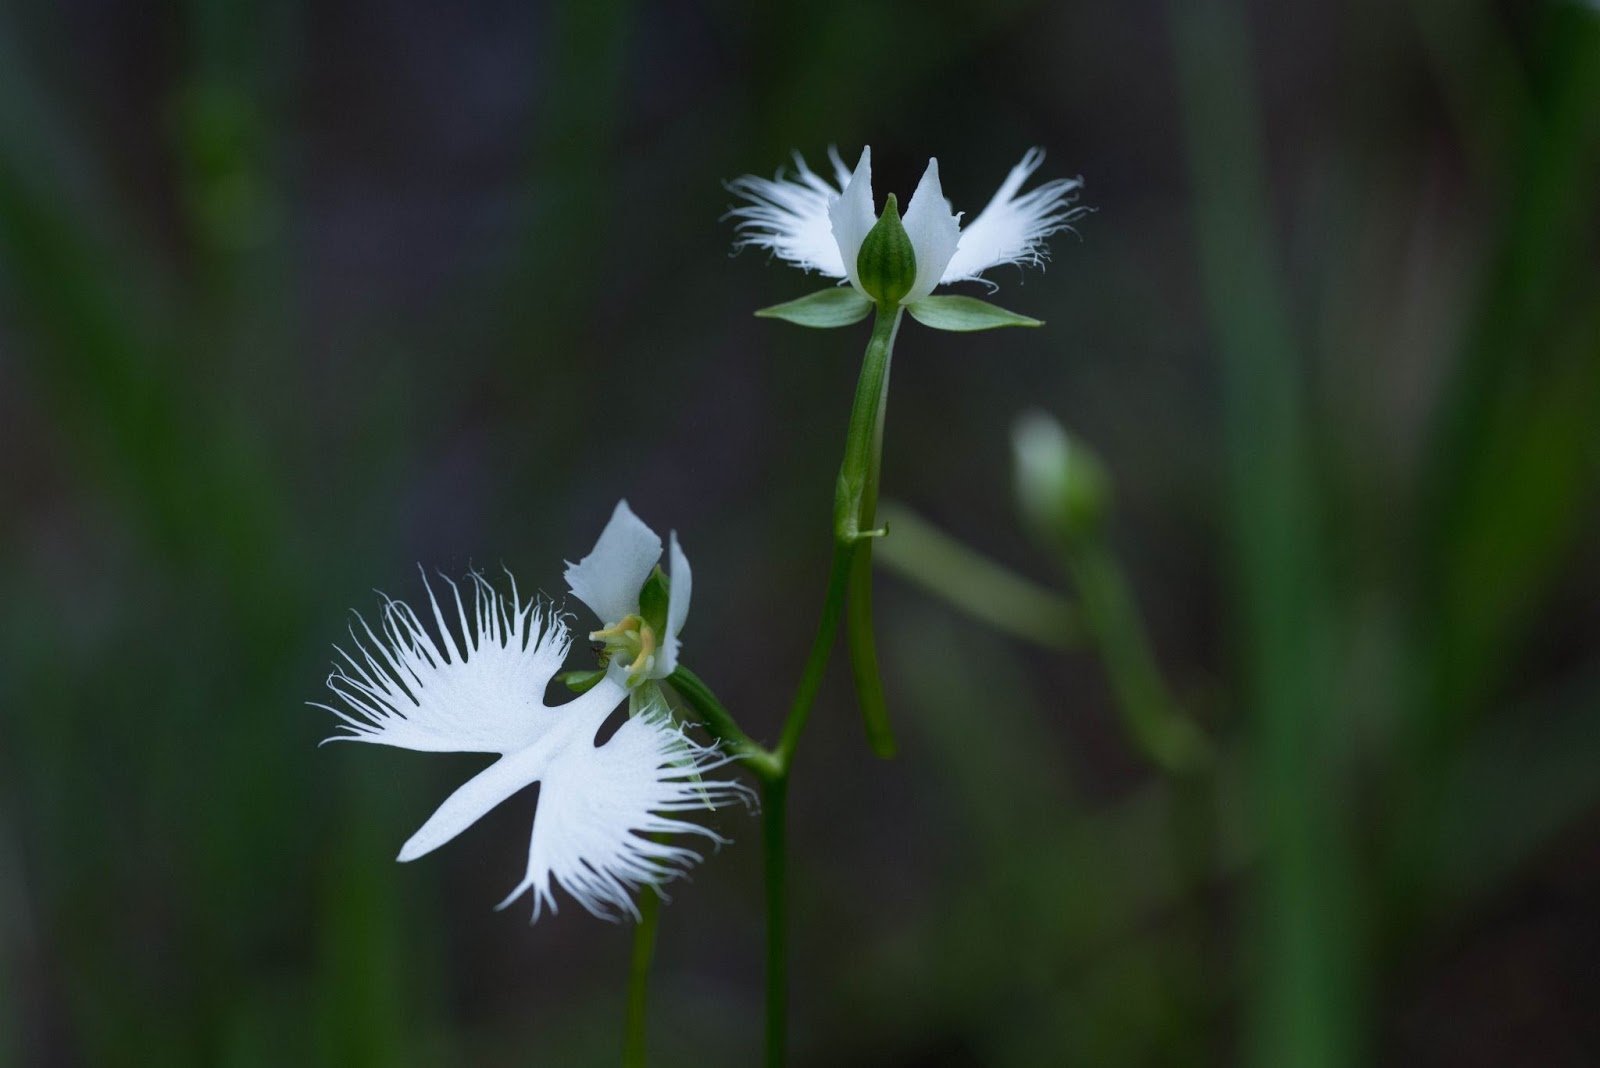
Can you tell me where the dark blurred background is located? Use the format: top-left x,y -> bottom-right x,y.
2,0 -> 1598,1064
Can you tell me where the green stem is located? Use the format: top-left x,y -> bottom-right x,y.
876,501 -> 1081,648
774,548 -> 854,766
835,304 -> 902,756
773,303 -> 903,768
667,667 -> 780,781
1059,531 -> 1210,775
758,303 -> 905,1065
846,547 -> 895,756
833,304 -> 901,538
622,886 -> 659,1068
761,776 -> 789,1068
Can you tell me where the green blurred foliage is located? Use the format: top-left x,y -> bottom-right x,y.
0,0 -> 1596,1065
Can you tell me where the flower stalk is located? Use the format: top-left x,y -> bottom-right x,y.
838,306 -> 902,757
1014,413 -> 1210,775
661,303 -> 906,1065
1058,531 -> 1210,775
667,666 -> 780,780
760,776 -> 789,1068
873,502 -> 1081,649
622,886 -> 659,1068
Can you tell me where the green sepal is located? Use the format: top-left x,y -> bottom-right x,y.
556,669 -> 607,694
755,287 -> 873,328
855,193 -> 916,306
638,565 -> 671,638
906,295 -> 1043,331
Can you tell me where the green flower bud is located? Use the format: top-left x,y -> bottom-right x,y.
855,193 -> 917,306
1013,411 -> 1110,542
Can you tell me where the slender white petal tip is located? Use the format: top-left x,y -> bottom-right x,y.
828,147 -> 876,294
900,158 -> 962,303
660,531 -> 692,677
564,500 -> 662,627
941,149 -> 1087,287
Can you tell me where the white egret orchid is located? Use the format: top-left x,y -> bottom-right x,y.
315,566 -> 747,921
729,146 -> 1084,330
564,500 -> 691,689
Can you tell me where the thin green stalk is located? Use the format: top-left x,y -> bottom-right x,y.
667,667 -> 780,780
622,887 -> 659,1068
877,501 -> 1081,649
1035,473 -> 1219,1048
777,303 -> 903,767
836,304 -> 902,756
775,548 -> 854,767
754,303 -> 905,1066
1060,533 -> 1210,775
760,776 -> 789,1068
845,550 -> 894,756
833,304 -> 901,538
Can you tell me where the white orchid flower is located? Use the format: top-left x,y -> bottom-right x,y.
729,146 -> 1084,330
564,499 -> 690,689
315,569 -> 748,921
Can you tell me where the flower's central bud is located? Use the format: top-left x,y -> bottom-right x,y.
591,614 -> 658,685
1012,412 -> 1110,544
856,193 -> 917,306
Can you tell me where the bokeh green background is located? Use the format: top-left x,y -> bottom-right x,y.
2,0 -> 1597,1064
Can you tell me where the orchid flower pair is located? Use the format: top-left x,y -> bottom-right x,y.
317,144 -> 1082,928
315,502 -> 738,921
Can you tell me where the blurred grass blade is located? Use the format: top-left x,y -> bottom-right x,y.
1431,669 -> 1600,909
1170,3 -> 1361,1066
1419,6 -> 1600,746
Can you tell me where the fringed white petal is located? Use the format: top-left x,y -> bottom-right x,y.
658,531 -> 692,678
316,570 -> 572,754
498,707 -> 756,922
726,149 -> 853,279
900,158 -> 962,304
827,147 -> 876,294
395,678 -> 627,862
563,500 -> 663,627
940,148 -> 1085,287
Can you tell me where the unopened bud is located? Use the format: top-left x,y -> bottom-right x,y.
855,194 -> 917,306
1012,410 -> 1109,541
